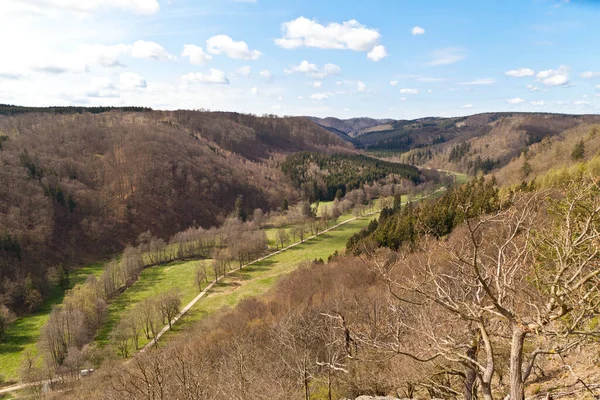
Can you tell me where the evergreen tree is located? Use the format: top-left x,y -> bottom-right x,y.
234,195 -> 247,222
281,198 -> 289,212
571,139 -> 585,160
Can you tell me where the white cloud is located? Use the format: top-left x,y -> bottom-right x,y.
507,97 -> 525,104
312,81 -> 322,88
284,60 -> 341,79
0,71 -> 25,80
311,93 -> 329,100
459,78 -> 496,85
181,44 -> 212,65
367,45 -> 388,62
259,70 -> 272,81
206,35 -> 261,60
574,100 -> 592,105
400,97 -> 407,101
390,80 -> 398,86
250,87 -> 258,94
536,66 -> 570,86
120,72 -> 147,89
526,85 -> 540,92
505,68 -> 535,77
131,40 -> 176,61
78,44 -> 130,67
275,17 -> 386,61
530,100 -> 545,106
461,104 -> 473,108
236,66 -> 252,77
426,48 -> 465,66
412,26 -> 425,35
181,69 -> 230,84
16,0 -> 160,15
581,71 -> 600,79
400,88 -> 419,94
357,81 -> 366,92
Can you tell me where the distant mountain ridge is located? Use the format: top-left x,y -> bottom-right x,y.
313,112 -> 600,186
308,116 -> 395,137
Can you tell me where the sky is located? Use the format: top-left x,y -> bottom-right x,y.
1,0 -> 600,119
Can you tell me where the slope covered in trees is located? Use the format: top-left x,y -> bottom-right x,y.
0,110 -> 349,317
347,177 -> 501,253
281,152 -> 429,201
357,113 -> 600,183
63,174 -> 600,400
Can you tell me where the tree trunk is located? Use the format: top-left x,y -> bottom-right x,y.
509,325 -> 527,400
464,341 -> 478,400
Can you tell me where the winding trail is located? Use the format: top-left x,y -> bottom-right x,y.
0,187 -> 447,395
140,186 -> 446,352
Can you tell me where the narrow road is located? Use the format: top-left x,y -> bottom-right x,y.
0,188 -> 446,395
140,186 -> 446,352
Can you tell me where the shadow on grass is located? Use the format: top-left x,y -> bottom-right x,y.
95,265 -> 170,344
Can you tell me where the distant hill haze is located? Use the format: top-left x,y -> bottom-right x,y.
308,116 -> 395,137
312,112 -> 600,186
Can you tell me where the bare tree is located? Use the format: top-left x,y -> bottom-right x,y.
157,290 -> 182,330
276,229 -> 289,250
364,182 -> 600,400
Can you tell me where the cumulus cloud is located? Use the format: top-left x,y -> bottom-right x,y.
78,44 -> 130,67
181,69 -> 230,84
505,68 -> 535,77
412,26 -> 425,35
400,88 -> 419,94
357,81 -> 366,92
311,93 -> 329,100
275,17 -> 387,61
390,80 -> 398,86
581,71 -> 600,79
530,100 -> 545,106
507,97 -> 525,104
536,66 -> 570,86
367,45 -> 388,62
461,104 -> 473,108
526,85 -> 540,92
574,100 -> 592,106
120,72 -> 147,90
284,60 -> 341,79
181,45 -> 212,65
236,66 -> 252,77
426,48 -> 465,66
312,81 -> 322,88
131,40 -> 176,61
206,35 -> 261,60
259,70 -> 272,81
459,78 -> 496,85
17,0 -> 160,15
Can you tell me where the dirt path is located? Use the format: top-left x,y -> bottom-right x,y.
140,186 -> 446,352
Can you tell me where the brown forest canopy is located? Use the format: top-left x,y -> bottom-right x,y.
0,110 -> 351,314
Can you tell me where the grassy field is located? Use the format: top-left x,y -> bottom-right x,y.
95,259 -> 213,349
0,262 -> 106,382
160,214 -> 376,339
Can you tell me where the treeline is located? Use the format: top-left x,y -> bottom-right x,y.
63,177 -> 600,400
347,177 -> 500,253
0,109 -> 351,318
0,104 -> 152,116
281,152 -> 424,201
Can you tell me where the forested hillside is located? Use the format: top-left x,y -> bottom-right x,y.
0,110 -> 350,316
65,172 -> 600,400
281,152 -> 433,201
353,113 -> 600,185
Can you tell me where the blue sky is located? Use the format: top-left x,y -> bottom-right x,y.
1,0 -> 599,118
